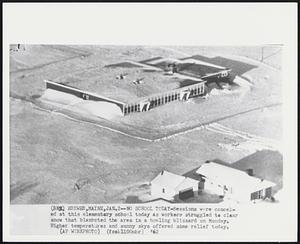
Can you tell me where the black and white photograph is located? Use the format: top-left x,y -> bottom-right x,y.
9,44 -> 283,205
3,2 -> 297,242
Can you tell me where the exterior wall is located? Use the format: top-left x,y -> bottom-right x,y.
45,81 -> 125,111
46,78 -> 216,116
250,187 -> 273,201
227,189 -> 251,203
45,67 -> 231,116
124,82 -> 206,115
151,183 -> 176,200
201,176 -> 250,202
177,182 -> 199,193
202,178 -> 225,196
201,176 -> 273,203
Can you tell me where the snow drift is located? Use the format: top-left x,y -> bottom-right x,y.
40,89 -> 122,119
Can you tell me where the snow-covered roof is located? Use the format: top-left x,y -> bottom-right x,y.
196,162 -> 276,193
175,177 -> 198,192
151,170 -> 198,191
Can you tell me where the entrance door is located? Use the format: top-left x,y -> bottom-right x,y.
82,94 -> 89,100
179,91 -> 191,101
141,101 -> 150,112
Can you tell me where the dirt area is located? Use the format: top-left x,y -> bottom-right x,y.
9,45 -> 282,204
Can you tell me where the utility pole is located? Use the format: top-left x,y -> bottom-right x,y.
261,47 -> 264,62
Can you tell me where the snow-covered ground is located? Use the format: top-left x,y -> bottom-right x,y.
10,45 -> 282,204
40,89 -> 123,119
209,122 -> 281,154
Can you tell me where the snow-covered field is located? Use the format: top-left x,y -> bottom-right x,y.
9,45 -> 282,204
41,89 -> 123,119
209,122 -> 281,153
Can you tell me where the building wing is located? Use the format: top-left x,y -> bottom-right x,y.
150,170 -> 186,190
196,161 -> 276,192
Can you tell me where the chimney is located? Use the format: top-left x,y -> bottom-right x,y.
246,168 -> 254,176
161,170 -> 164,175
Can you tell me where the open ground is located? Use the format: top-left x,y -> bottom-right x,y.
10,45 -> 282,204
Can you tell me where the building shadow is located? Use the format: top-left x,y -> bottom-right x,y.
232,150 -> 283,193
181,55 -> 258,76
140,56 -> 163,64
173,190 -> 223,204
104,62 -> 142,68
179,79 -> 202,88
182,166 -> 202,180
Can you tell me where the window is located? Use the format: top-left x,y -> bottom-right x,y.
124,107 -> 128,114
168,96 -> 171,102
165,97 -> 168,103
175,94 -> 178,100
162,188 -> 165,193
172,94 -> 174,100
131,106 -> 134,112
82,94 -> 89,100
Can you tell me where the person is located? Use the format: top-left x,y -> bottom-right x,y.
172,63 -> 178,73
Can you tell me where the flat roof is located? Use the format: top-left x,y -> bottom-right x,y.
52,57 -> 227,104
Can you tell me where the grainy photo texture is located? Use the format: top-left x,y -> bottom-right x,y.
10,45 -> 282,205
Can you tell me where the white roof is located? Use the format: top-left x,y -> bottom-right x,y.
151,170 -> 198,191
175,177 -> 198,192
196,162 -> 276,193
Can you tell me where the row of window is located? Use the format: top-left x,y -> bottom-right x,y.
123,83 -> 205,115
190,85 -> 205,97
124,104 -> 140,114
